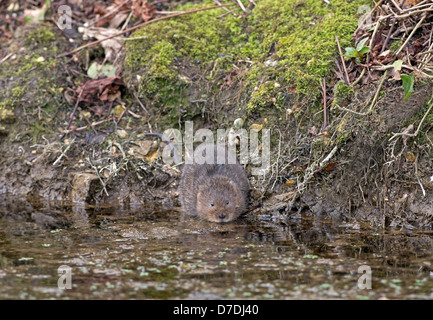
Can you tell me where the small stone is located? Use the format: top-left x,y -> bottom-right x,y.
69,172 -> 99,203
115,129 -> 128,139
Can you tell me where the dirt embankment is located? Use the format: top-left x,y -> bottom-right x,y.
1,0 -> 433,228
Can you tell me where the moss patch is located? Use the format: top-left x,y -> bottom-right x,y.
125,0 -> 371,120
25,28 -> 56,46
332,80 -> 354,106
125,3 -> 243,74
0,23 -> 69,143
244,0 -> 371,111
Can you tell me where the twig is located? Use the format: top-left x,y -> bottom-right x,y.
380,18 -> 396,54
87,158 -> 109,197
394,13 -> 427,57
62,83 -> 87,138
236,0 -> 246,12
389,94 -> 433,140
419,29 -> 433,71
60,117 -> 113,134
413,153 -> 426,197
214,0 -> 238,16
368,14 -> 382,64
122,35 -> 148,41
113,141 -> 127,160
133,92 -> 149,114
391,7 -> 433,21
353,0 -> 384,36
296,144 -> 339,193
335,34 -> 350,85
366,70 -> 388,114
120,7 -> 134,32
403,0 -> 429,12
320,145 -> 338,167
53,138 -> 76,166
417,175 -> 426,197
0,52 -> 14,64
372,63 -> 433,78
58,3 -> 233,58
156,11 -> 186,15
320,77 -> 328,131
390,0 -> 402,13
88,0 -> 131,27
333,104 -> 370,116
351,67 -> 366,86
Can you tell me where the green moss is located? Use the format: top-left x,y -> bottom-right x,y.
125,0 -> 370,118
332,80 -> 354,106
0,24 -> 69,143
0,84 -> 27,111
125,2 -> 243,75
245,0 -> 371,104
26,121 -> 49,143
247,81 -> 286,112
389,40 -> 402,53
334,81 -> 353,98
125,1 -> 244,110
25,28 -> 55,46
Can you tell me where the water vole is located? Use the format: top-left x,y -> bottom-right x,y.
179,144 -> 249,223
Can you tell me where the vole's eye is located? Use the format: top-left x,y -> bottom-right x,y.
210,202 -> 215,207
226,201 -> 230,206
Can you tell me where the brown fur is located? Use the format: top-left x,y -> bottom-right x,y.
179,144 -> 249,223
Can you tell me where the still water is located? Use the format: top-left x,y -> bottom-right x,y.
0,197 -> 432,299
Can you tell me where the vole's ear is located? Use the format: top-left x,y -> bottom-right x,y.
228,180 -> 242,196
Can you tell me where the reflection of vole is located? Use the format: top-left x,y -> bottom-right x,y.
145,134 -> 249,223
179,144 -> 249,223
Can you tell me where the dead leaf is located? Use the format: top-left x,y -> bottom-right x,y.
321,161 -> 337,172
76,77 -> 125,104
308,126 -> 318,136
129,140 -> 157,158
132,0 -> 156,22
145,150 -> 159,163
401,0 -> 424,8
389,60 -> 403,81
88,105 -> 106,117
83,27 -> 123,63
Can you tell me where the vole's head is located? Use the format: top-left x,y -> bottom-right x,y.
196,177 -> 246,223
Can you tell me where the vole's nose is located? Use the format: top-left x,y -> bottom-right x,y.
219,213 -> 226,220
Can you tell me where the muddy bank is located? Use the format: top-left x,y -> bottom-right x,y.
1,1 -> 433,229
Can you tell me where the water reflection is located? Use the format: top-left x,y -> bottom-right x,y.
0,196 -> 432,299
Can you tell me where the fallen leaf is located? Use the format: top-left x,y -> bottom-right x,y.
87,61 -> 117,79
132,0 -> 156,22
145,150 -> 159,163
83,27 -> 123,62
76,76 -> 125,104
308,126 -> 318,136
